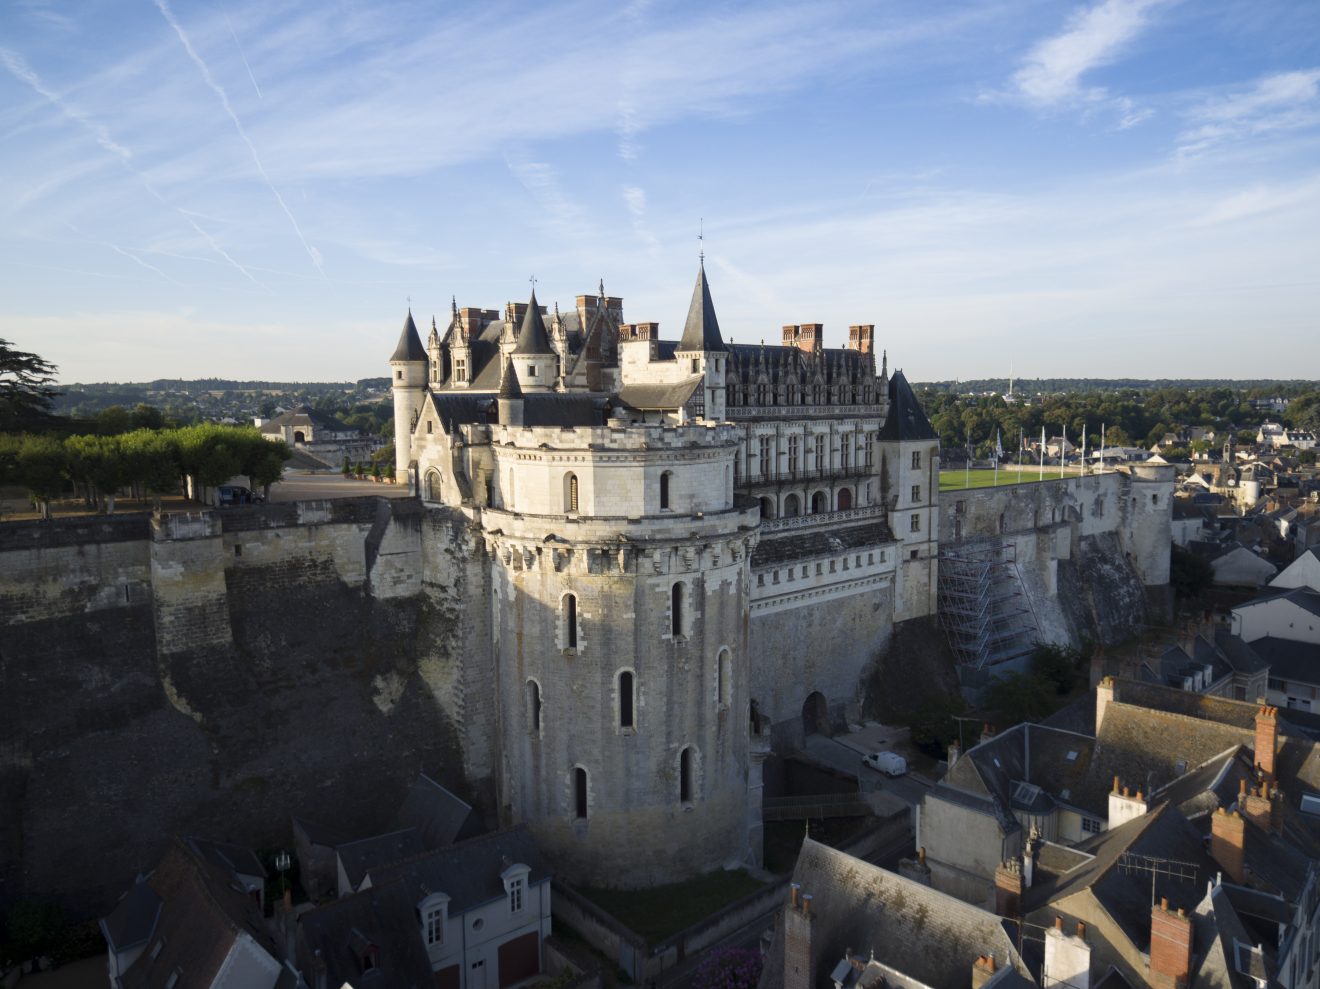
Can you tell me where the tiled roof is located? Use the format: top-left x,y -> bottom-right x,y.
677,262 -> 726,353
336,828 -> 424,891
393,773 -> 482,851
751,520 -> 894,568
370,824 -> 549,914
764,839 -> 1031,989
877,370 -> 937,442
616,375 -> 703,411
298,878 -> 434,989
391,311 -> 428,362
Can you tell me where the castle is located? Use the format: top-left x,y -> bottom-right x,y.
388,263 -> 954,885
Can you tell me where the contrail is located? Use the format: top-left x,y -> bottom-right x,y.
153,0 -> 325,277
66,222 -> 181,284
221,1 -> 262,99
0,46 -> 267,288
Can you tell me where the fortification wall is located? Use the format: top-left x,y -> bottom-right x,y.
0,498 -> 487,914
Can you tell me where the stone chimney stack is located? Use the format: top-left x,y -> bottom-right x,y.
1044,915 -> 1092,989
785,886 -> 815,989
1210,807 -> 1246,883
1096,677 -> 1116,734
1242,780 -> 1282,834
847,324 -> 874,355
1109,778 -> 1148,828
972,954 -> 998,989
1255,705 -> 1278,781
1150,899 -> 1193,988
994,859 -> 1023,918
981,722 -> 996,745
948,741 -> 961,772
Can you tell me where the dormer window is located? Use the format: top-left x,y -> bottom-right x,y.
502,864 -> 531,914
418,893 -> 449,947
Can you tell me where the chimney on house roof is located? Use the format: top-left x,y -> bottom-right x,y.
1109,778 -> 1149,828
1096,677 -> 1116,734
995,859 -> 1023,918
972,954 -> 998,989
1242,781 -> 1283,834
785,885 -> 815,989
847,324 -> 874,356
1255,705 -> 1278,781
1150,900 -> 1193,988
1210,807 -> 1246,884
1044,915 -> 1092,989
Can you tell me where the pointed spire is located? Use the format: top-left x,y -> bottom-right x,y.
390,309 -> 427,362
498,354 -> 523,399
878,369 -> 937,441
678,260 -> 727,353
513,291 -> 554,355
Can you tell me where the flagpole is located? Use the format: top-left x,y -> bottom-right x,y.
994,429 -> 1000,487
1082,423 -> 1087,477
1039,425 -> 1045,481
1101,422 -> 1106,473
965,426 -> 971,490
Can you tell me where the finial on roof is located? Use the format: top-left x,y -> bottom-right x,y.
698,217 -> 704,264
598,277 -> 605,299
432,315 -> 437,332
451,296 -> 458,317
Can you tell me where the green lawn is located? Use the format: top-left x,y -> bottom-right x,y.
939,468 -> 1076,491
577,869 -> 767,942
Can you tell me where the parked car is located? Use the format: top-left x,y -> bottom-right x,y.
862,751 -> 907,777
217,485 -> 262,506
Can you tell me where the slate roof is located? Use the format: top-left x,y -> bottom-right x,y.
292,816 -> 347,849
497,356 -> 523,400
877,370 -> 937,442
616,375 -> 704,411
391,311 -> 428,362
1247,636 -> 1320,684
677,262 -> 727,353
762,839 -> 1032,989
336,828 -> 424,891
1235,585 -> 1320,619
118,838 -> 283,989
512,293 -> 554,356
393,773 -> 483,851
101,876 -> 162,954
298,878 -> 435,989
370,824 -> 549,914
187,836 -> 267,879
750,520 -> 894,568
258,405 -> 355,435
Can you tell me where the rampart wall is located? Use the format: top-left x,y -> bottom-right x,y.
0,498 -> 489,913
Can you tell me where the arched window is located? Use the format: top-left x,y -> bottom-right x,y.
837,488 -> 853,510
671,583 -> 684,637
660,471 -> 672,511
526,679 -> 541,734
618,670 -> 635,729
425,470 -> 441,502
811,491 -> 827,514
759,497 -> 775,520
717,649 -> 731,708
679,747 -> 694,804
783,493 -> 801,517
564,472 -> 579,512
563,594 -> 578,649
574,767 -> 588,819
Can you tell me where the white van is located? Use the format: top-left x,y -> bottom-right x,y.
862,751 -> 907,777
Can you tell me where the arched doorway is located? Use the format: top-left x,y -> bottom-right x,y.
293,430 -> 306,444
810,491 -> 827,514
425,470 -> 441,502
783,493 -> 801,517
837,488 -> 853,510
759,497 -> 775,519
802,691 -> 829,737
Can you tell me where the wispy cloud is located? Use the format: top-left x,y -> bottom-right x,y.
222,1 -> 263,100
505,153 -> 587,232
152,0 -> 322,274
0,45 -> 266,287
1178,69 -> 1320,157
998,0 -> 1166,121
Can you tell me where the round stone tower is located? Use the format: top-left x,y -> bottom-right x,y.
483,419 -> 761,887
389,310 -> 428,483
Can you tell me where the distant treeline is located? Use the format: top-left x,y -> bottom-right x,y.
0,424 -> 290,519
917,378 -> 1320,395
59,377 -> 390,391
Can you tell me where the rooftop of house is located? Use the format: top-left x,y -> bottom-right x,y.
298,878 -> 435,989
392,773 -> 483,851
762,839 -> 1032,989
335,828 -> 424,891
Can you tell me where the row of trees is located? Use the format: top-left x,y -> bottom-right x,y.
919,385 -> 1320,460
0,424 -> 290,518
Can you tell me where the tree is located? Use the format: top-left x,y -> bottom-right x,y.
16,435 -> 67,519
692,945 -> 763,989
1030,643 -> 1081,695
0,339 -> 59,431
982,672 -> 1055,725
342,454 -> 352,476
120,429 -> 182,506
64,434 -> 131,513
1170,544 -> 1213,600
245,440 -> 290,500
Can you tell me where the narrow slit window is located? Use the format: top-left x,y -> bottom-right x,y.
671,583 -> 684,637
526,680 -> 541,734
619,671 -> 634,729
574,767 -> 588,819
660,471 -> 671,510
564,594 -> 578,649
680,747 -> 693,804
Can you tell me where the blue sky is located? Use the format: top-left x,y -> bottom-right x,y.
2,0 -> 1318,384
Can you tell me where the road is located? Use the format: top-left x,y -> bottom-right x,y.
801,733 -> 934,807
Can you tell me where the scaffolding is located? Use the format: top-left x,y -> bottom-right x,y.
938,539 -> 1039,670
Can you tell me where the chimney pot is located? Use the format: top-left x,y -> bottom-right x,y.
1077,922 -> 1086,940
1161,897 -> 1169,911
1123,786 -> 1130,797
1055,916 -> 1064,931
790,883 -> 800,908
802,894 -> 812,915
1113,775 -> 1120,793
918,847 -> 926,865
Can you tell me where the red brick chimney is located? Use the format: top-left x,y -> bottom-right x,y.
1150,899 -> 1193,988
995,859 -> 1023,918
785,886 -> 815,989
1210,807 -> 1245,883
972,954 -> 997,989
1255,705 -> 1278,781
847,324 -> 874,355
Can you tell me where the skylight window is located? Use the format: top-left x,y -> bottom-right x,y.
1066,750 -> 1078,762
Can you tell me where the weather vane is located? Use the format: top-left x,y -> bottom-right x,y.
529,274 -> 537,291
698,218 -> 704,262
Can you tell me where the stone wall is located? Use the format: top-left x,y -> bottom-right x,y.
0,497 -> 485,914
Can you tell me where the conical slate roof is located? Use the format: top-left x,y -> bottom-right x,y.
497,355 -> 523,399
391,310 -> 428,362
878,370 -> 938,441
678,262 -> 727,353
513,293 -> 554,355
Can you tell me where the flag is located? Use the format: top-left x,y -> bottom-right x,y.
995,429 -> 1004,459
